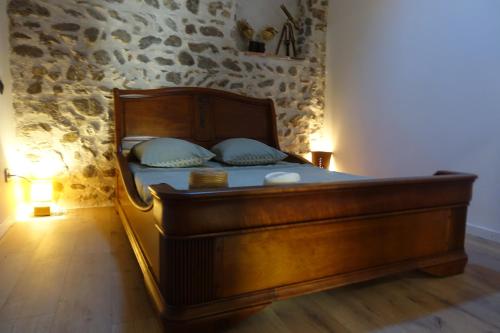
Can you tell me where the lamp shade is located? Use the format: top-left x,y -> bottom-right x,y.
311,151 -> 332,170
31,179 -> 53,203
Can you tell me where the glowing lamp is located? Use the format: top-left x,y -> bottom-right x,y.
31,178 -> 53,217
311,151 -> 333,169
309,133 -> 335,171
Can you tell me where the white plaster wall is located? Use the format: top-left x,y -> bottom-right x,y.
0,0 -> 16,231
326,0 -> 500,240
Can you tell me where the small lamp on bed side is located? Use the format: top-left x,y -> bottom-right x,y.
6,156 -> 63,220
4,170 -> 54,218
29,158 -> 59,217
309,133 -> 334,170
311,151 -> 333,170
31,178 -> 53,217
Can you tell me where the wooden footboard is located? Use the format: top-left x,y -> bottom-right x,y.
113,87 -> 477,332
116,170 -> 476,332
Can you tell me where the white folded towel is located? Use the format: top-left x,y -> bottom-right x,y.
264,172 -> 301,185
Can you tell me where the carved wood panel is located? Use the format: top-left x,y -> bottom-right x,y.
162,237 -> 216,306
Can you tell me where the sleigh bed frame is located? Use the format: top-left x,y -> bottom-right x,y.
113,87 -> 476,332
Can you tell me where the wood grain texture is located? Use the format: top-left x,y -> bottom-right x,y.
0,208 -> 161,333
113,87 -> 280,151
218,209 -> 453,296
113,87 -> 478,332
113,86 -> 285,211
149,172 -> 476,236
0,209 -> 499,332
135,173 -> 475,331
163,238 -> 215,306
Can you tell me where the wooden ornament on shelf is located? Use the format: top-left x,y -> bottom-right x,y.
276,5 -> 299,58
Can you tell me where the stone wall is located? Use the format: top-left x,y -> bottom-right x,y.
8,0 -> 328,208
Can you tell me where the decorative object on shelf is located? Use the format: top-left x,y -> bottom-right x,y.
276,4 -> 300,58
237,20 -> 265,53
237,20 -> 255,40
311,151 -> 333,170
189,170 -> 228,189
238,20 -> 279,54
260,26 -> 278,43
248,40 -> 266,53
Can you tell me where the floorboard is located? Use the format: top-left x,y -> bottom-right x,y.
0,208 -> 498,333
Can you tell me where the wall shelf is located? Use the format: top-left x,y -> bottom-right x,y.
243,51 -> 305,62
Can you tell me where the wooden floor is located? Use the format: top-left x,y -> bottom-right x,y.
0,208 -> 499,333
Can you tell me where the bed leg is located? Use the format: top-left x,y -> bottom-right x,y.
419,257 -> 467,277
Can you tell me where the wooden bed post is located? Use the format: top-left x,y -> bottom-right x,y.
420,257 -> 468,277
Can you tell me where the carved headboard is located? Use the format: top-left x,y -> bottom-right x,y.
113,87 -> 280,152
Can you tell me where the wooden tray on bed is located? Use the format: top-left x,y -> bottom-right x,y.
113,87 -> 476,332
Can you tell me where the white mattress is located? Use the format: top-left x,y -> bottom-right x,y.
129,161 -> 368,204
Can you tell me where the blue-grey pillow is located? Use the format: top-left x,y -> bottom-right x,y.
211,138 -> 287,166
132,138 -> 215,167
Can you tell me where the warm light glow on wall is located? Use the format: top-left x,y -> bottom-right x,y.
14,177 -> 28,220
29,157 -> 63,179
310,132 -> 333,152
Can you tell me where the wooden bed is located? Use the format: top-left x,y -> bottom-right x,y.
113,87 -> 477,332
